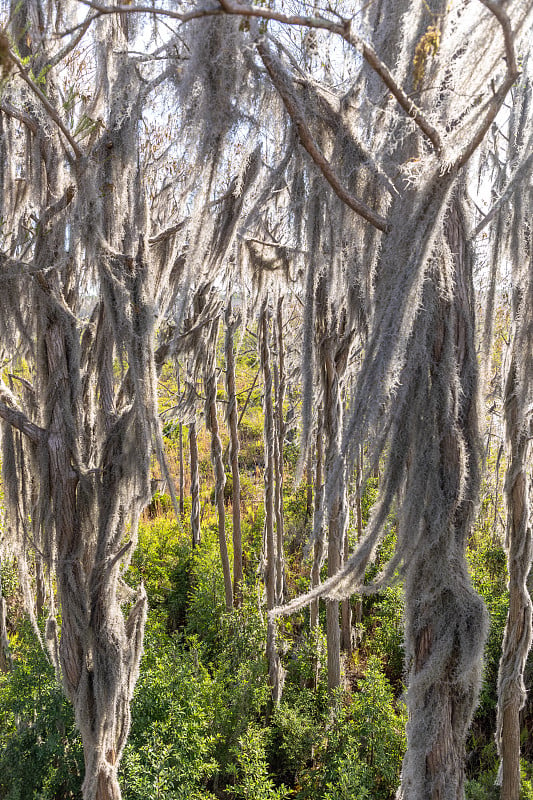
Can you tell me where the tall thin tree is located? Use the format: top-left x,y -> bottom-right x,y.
225,300 -> 243,606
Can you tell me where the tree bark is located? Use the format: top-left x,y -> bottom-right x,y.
274,296 -> 286,605
225,303 -> 243,607
35,551 -> 46,619
494,78 -> 533,797
177,367 -> 185,516
178,422 -> 184,514
341,526 -> 352,655
321,339 -> 348,691
261,301 -> 284,703
42,296 -> 150,800
204,317 -> 233,611
189,420 -> 201,548
0,13 -> 154,796
326,495 -> 342,691
310,419 -> 324,631
496,351 -> 533,800
399,199 -> 488,800
305,447 -> 313,521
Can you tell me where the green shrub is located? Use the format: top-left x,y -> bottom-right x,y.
209,593 -> 271,777
121,619 -> 217,800
0,622 -> 83,800
298,656 -> 406,800
230,723 -> 288,800
268,696 -> 323,786
184,526 -> 228,656
365,584 -> 404,685
129,517 -> 189,610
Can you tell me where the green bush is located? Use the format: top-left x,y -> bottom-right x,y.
365,584 -> 404,685
121,619 -> 217,800
184,526 -> 228,656
298,656 -> 406,800
128,517 -> 189,610
268,696 -> 323,786
208,594 -> 271,779
230,723 -> 288,800
0,622 -> 83,800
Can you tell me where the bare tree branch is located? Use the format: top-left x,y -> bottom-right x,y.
218,0 -> 444,154
479,0 -> 518,76
76,0 -> 223,25
471,149 -> 533,238
72,0 -> 445,155
342,28 -> 444,154
0,101 -> 38,134
0,382 -> 44,444
50,16 -> 93,66
39,184 -> 76,229
6,47 -> 83,159
148,186 -> 251,244
453,0 -> 520,170
257,41 -> 389,232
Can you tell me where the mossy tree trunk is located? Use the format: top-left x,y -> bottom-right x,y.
225,302 -> 243,607
399,199 -> 488,800
189,419 -> 201,548
496,269 -> 533,800
310,417 -> 324,632
316,273 -> 352,691
0,10 -> 156,798
497,353 -> 532,800
261,300 -> 285,703
494,76 -> 533,800
204,315 -> 233,612
274,296 -> 287,605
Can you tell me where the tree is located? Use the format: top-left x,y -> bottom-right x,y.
248,2 -> 532,796
273,295 -> 287,605
0,7 -> 158,796
494,73 -> 533,800
189,418 -> 202,548
225,301 -> 244,606
204,308 -> 234,611
1,0 -> 532,796
260,299 -> 285,703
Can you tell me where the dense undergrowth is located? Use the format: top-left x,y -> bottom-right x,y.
1,492 -> 532,799
0,507 -> 408,800
1,346 -> 532,799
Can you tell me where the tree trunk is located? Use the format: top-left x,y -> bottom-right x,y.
177,367 -> 185,516
306,447 -> 313,521
41,292 -> 150,800
399,200 -> 488,800
352,447 -> 363,638
356,445 -> 363,541
310,417 -> 324,631
225,303 -> 243,607
494,82 -> 533,797
261,302 -> 284,702
0,563 -> 12,673
326,499 -> 342,691
341,529 -> 352,655
322,346 -> 347,691
189,420 -> 201,548
274,296 -> 286,605
35,551 -> 46,619
94,764 -> 122,800
204,317 -> 233,611
496,356 -> 533,800
178,422 -> 184,514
